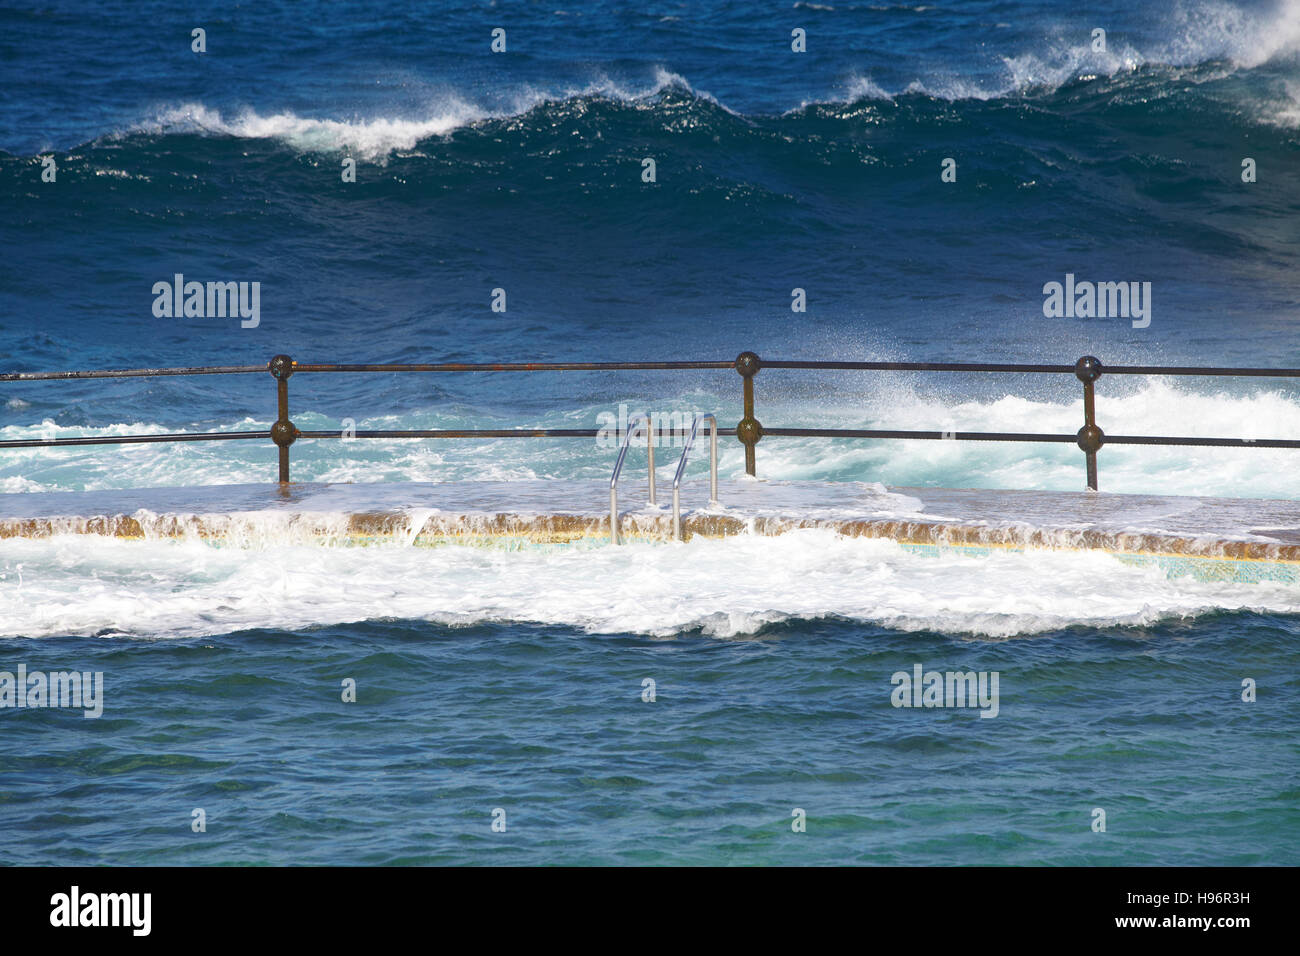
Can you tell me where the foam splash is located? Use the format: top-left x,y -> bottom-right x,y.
842,0 -> 1300,104
1174,0 -> 1300,69
2,528 -> 1298,640
146,102 -> 482,161
135,69 -> 712,162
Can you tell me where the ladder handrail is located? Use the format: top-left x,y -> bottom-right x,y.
609,413 -> 655,545
672,414 -> 720,541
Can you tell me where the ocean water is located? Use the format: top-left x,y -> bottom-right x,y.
1,0 -> 1299,865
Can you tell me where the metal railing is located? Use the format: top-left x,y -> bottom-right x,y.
672,414 -> 719,541
733,352 -> 1300,490
609,413 -> 655,545
4,352 -> 1300,497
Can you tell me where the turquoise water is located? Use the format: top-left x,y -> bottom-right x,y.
2,617 -> 1295,865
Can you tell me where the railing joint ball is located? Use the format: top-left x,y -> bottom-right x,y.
1076,424 -> 1104,454
736,416 -> 764,447
735,352 -> 763,476
270,420 -> 299,448
1074,355 -> 1103,383
269,354 -> 296,380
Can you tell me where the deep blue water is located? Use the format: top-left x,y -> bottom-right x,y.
1,0 -> 1299,865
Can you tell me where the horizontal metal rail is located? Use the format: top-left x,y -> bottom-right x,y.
758,360 -> 1300,377
0,427 -> 742,450
8,358 -> 1299,381
2,351 -> 1298,494
672,414 -> 719,541
298,429 -> 602,439
0,431 -> 272,449
7,427 -> 1290,450
293,361 -> 732,373
0,366 -> 267,382
761,428 -> 1300,448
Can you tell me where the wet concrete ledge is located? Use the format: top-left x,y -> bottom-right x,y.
3,480 -> 1300,581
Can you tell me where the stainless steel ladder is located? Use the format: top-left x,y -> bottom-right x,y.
609,412 -> 720,544
609,413 -> 654,545
670,416 -> 722,541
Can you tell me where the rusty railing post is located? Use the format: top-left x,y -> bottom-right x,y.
269,354 -> 298,484
1074,355 -> 1103,491
735,351 -> 763,476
